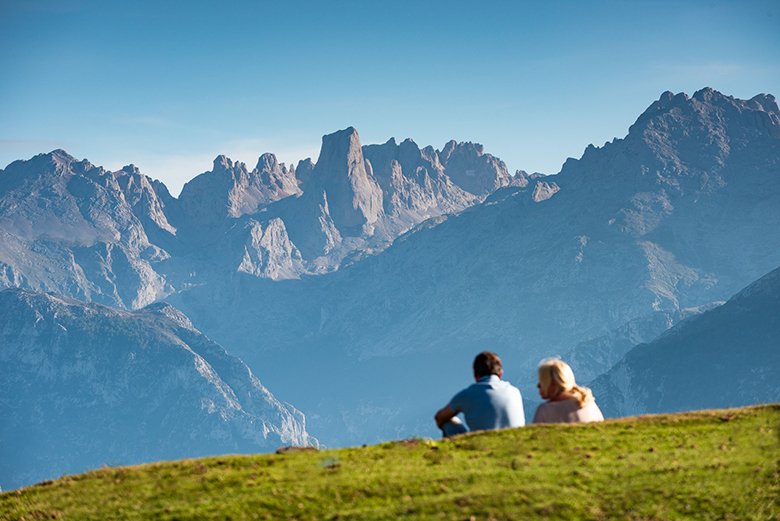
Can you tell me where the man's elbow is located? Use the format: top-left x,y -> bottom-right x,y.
434,406 -> 452,428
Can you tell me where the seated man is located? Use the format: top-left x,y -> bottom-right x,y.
434,351 -> 525,437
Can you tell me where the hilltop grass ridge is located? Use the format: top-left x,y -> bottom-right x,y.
2,405 -> 778,521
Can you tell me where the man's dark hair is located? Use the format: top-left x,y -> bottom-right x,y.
473,351 -> 503,378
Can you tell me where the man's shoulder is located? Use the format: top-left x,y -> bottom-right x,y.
453,378 -> 522,402
450,381 -> 490,403
453,383 -> 481,398
492,379 -> 522,394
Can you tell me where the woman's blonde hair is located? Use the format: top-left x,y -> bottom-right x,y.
537,357 -> 594,407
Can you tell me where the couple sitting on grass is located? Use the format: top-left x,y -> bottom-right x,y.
434,351 -> 603,437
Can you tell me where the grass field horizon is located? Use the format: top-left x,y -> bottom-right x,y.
2,405 -> 778,520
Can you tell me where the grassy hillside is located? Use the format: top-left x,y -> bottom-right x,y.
2,405 -> 778,520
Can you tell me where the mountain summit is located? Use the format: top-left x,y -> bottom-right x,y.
299,127 -> 384,237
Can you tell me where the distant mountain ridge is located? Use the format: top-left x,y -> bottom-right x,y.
0,288 -> 315,491
0,129 -> 528,308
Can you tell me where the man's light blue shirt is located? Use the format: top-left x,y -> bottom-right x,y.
448,375 -> 525,431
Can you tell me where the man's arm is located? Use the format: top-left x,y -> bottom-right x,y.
434,405 -> 457,428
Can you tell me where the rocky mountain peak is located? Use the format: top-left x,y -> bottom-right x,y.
212,154 -> 240,173
179,151 -> 299,223
692,86 -> 719,102
0,152 -> 170,309
440,140 -> 484,160
256,152 -> 280,172
112,164 -> 177,238
316,127 -> 363,167
118,164 -> 141,176
295,158 -> 315,189
398,137 -> 420,158
24,149 -> 98,179
512,170 -> 531,188
48,148 -> 77,164
749,93 -> 779,114
308,127 -> 383,236
560,87 -> 780,200
13,149 -> 81,176
255,152 -> 297,190
630,87 -> 779,138
114,164 -> 150,194
420,145 -> 438,163
360,134 -> 476,241
437,140 -> 511,197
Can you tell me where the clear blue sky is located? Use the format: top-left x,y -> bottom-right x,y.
1,0 -> 778,195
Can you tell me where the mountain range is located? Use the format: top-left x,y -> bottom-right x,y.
1,87 -> 778,478
167,88 -> 780,444
0,129 -> 520,309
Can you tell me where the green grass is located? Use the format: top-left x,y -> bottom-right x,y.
2,405 -> 779,520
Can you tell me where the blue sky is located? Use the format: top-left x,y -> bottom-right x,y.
1,0 -> 778,195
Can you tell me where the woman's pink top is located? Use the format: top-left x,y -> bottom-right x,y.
532,398 -> 604,424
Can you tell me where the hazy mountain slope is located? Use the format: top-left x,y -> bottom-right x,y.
0,289 -> 315,491
564,304 -> 721,384
590,266 -> 780,418
171,88 -> 780,446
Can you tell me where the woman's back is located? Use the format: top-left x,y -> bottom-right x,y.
532,397 -> 604,424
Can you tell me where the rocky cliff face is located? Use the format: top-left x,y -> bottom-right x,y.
236,218 -> 305,279
589,265 -> 780,418
114,164 -> 177,237
278,127 -> 384,262
0,288 -> 315,491
307,127 -> 384,236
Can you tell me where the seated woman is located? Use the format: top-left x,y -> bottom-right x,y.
533,358 -> 604,424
